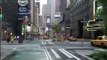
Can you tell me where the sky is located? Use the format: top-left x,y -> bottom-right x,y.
35,0 -> 47,15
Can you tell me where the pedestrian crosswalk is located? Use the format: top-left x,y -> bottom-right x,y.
46,48 -> 81,60
51,49 -> 61,59
41,40 -> 81,60
59,49 -> 73,58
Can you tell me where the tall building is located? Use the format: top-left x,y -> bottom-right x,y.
59,0 -> 67,32
55,0 -> 60,12
70,0 -> 100,39
54,0 -> 61,25
47,0 -> 55,25
42,4 -> 48,32
35,1 -> 40,26
31,0 -> 40,34
41,0 -> 56,33
2,0 -> 31,36
30,0 -> 36,26
2,0 -> 18,36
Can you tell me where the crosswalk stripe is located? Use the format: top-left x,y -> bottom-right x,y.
48,41 -> 53,44
41,40 -> 44,44
61,49 -> 81,60
59,49 -> 73,58
46,49 -> 52,60
44,49 -> 50,60
51,49 -> 61,58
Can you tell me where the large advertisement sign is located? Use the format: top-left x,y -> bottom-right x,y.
18,6 -> 28,15
18,0 -> 28,6
18,0 -> 29,20
46,16 -> 51,28
96,2 -> 103,19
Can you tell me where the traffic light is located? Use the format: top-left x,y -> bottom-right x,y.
22,25 -> 25,33
0,7 -> 2,19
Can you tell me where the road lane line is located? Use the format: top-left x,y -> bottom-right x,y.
42,40 -> 52,60
44,49 -> 49,60
41,40 -> 44,44
59,49 -> 73,58
46,49 -> 52,60
13,47 -> 17,51
48,41 -> 53,44
51,49 -> 61,58
61,49 -> 81,60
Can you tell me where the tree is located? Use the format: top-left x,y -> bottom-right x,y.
52,24 -> 61,33
99,0 -> 107,35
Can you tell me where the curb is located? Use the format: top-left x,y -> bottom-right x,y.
65,47 -> 94,50
2,51 -> 15,60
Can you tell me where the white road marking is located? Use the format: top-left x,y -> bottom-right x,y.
48,40 -> 53,44
13,47 -> 17,51
61,49 -> 81,60
46,49 -> 52,60
44,49 -> 50,60
51,49 -> 61,58
41,40 -> 46,44
41,40 -> 44,44
59,49 -> 73,58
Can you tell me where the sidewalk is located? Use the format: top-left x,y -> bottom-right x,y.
1,46 -> 15,60
1,39 -> 34,60
1,39 -> 47,60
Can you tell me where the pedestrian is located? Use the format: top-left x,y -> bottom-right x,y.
60,34 -> 65,43
18,37 -> 23,44
11,36 -> 14,43
7,37 -> 10,43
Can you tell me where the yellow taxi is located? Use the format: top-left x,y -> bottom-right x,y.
91,35 -> 107,47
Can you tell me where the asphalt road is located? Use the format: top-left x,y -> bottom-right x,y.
41,40 -> 91,60
2,39 -> 101,60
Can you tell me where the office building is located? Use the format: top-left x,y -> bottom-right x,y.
70,0 -> 100,38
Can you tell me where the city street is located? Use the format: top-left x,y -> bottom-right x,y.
1,0 -> 107,60
1,38 -> 104,60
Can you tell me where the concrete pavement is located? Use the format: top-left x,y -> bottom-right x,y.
1,39 -> 41,60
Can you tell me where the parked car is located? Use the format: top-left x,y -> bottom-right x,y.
91,35 -> 107,47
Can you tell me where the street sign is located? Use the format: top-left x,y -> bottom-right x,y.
18,6 -> 28,15
17,0 -> 29,20
18,0 -> 28,6
19,7 -> 27,12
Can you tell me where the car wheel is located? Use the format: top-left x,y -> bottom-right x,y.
101,43 -> 105,48
91,42 -> 94,46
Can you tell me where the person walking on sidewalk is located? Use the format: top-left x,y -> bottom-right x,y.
7,35 -> 11,43
60,33 -> 65,43
11,36 -> 14,43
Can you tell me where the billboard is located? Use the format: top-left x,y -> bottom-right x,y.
96,2 -> 103,19
18,0 -> 29,20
